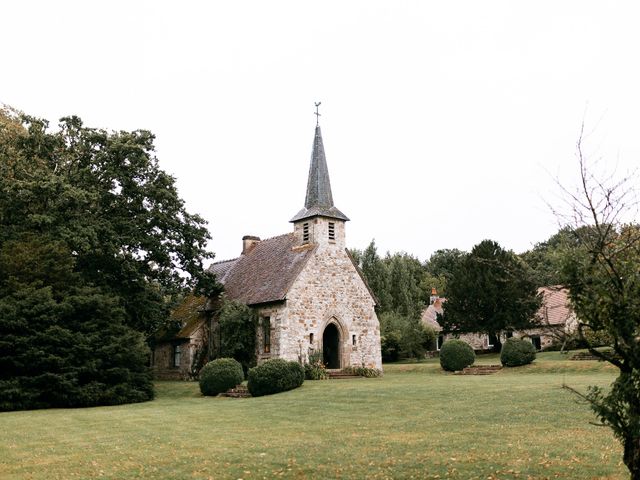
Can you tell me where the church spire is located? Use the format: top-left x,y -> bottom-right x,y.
290,112 -> 349,223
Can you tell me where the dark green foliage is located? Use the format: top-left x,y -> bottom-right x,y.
555,139 -> 640,478
439,339 -> 475,372
423,248 -> 465,296
199,358 -> 244,396
379,312 -> 437,361
580,329 -> 614,348
304,351 -> 328,380
386,252 -> 429,318
350,240 -> 393,312
439,240 -> 541,352
247,359 -> 305,397
217,299 -> 257,375
0,237 -> 154,410
342,366 -> 383,378
380,329 -> 402,362
561,223 -> 640,477
0,110 -> 219,335
500,338 -> 536,367
0,235 -> 154,411
351,240 -> 428,317
519,228 -> 575,287
0,107 -> 216,410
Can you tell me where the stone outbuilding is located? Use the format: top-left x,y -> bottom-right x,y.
422,286 -> 578,351
153,121 -> 382,378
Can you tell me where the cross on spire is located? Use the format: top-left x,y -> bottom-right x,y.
314,101 -> 321,125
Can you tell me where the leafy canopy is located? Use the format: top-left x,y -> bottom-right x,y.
0,106 -> 217,410
439,239 -> 541,349
0,108 -> 218,335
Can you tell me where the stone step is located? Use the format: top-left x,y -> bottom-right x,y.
153,368 -> 185,381
327,370 -> 361,379
457,365 -> 503,375
220,385 -> 252,398
569,352 -> 600,361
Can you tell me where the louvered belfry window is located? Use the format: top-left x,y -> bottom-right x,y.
328,222 -> 335,241
303,223 -> 310,243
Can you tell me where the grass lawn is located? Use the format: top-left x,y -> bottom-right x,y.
0,353 -> 627,479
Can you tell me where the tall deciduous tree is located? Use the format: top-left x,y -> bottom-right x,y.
351,240 -> 393,312
439,239 -> 541,351
385,252 -> 429,318
0,107 -> 217,410
558,127 -> 640,479
519,228 -> 574,287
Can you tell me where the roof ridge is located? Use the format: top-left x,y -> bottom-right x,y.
256,232 -> 293,243
210,257 -> 240,266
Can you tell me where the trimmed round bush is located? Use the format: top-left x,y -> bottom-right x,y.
439,339 -> 475,372
247,359 -> 305,397
500,338 -> 536,367
199,358 -> 244,396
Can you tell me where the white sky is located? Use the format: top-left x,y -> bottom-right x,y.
2,1 -> 639,262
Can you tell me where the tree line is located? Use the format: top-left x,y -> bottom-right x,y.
350,232 -> 572,359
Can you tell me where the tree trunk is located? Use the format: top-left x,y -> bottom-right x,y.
624,435 -> 640,480
489,332 -> 502,353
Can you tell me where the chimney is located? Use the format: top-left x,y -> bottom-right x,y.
242,235 -> 261,255
430,287 -> 439,305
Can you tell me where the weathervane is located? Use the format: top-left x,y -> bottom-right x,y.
314,101 -> 321,125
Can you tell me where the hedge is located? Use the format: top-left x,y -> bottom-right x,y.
439,339 -> 475,372
500,338 -> 536,367
247,359 -> 304,397
199,358 -> 244,396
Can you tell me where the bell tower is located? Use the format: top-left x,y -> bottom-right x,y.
290,107 -> 349,248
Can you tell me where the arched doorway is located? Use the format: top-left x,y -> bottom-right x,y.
322,323 -> 341,369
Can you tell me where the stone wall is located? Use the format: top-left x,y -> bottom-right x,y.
153,328 -> 205,380
440,325 -> 566,352
274,241 -> 382,369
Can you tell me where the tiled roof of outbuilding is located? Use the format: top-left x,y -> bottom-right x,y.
208,233 -> 316,306
421,286 -> 575,331
539,286 -> 574,326
421,298 -> 445,332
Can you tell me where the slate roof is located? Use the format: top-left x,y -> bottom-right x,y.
156,294 -> 206,342
208,233 -> 316,306
290,125 -> 349,222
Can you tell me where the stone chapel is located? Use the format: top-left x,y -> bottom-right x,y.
153,121 -> 382,378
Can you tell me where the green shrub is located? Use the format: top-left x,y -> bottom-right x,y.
305,351 -> 328,380
380,330 -> 402,362
379,312 -> 437,361
343,366 -> 383,378
199,358 -> 244,396
500,338 -> 536,367
247,359 -> 304,397
439,339 -> 475,372
217,300 -> 258,376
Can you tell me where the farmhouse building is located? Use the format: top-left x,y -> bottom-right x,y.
153,122 -> 382,378
422,286 -> 578,351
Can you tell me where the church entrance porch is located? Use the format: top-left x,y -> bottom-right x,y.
322,323 -> 341,369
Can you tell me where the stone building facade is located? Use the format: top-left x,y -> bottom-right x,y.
153,122 -> 382,377
422,286 -> 578,352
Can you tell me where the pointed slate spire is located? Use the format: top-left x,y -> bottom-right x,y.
291,124 -> 349,223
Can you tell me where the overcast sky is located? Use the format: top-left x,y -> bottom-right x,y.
2,1 -> 639,262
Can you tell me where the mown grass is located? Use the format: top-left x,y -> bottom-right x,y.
0,352 -> 626,479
